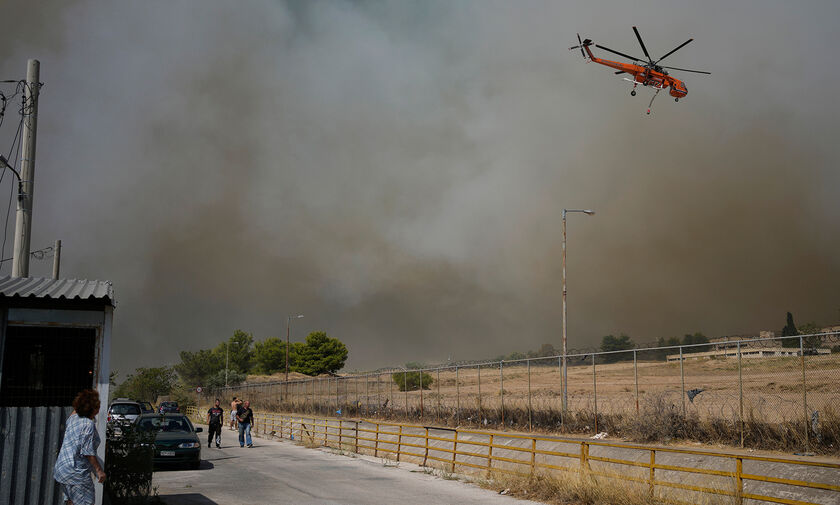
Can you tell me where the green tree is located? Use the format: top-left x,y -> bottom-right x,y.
682,332 -> 710,353
112,367 -> 177,403
293,332 -> 348,375
175,349 -> 222,386
253,337 -> 297,374
392,371 -> 433,391
782,312 -> 800,347
506,351 -> 526,361
797,322 -> 824,349
213,330 -> 255,373
205,369 -> 246,393
600,334 -> 634,363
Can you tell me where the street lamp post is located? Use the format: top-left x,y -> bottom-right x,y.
286,314 -> 304,382
561,209 -> 595,414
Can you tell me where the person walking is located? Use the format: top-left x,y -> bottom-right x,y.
54,389 -> 106,505
229,397 -> 241,431
206,399 -> 224,448
236,400 -> 254,448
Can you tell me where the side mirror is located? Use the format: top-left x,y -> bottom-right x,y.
195,427 -> 203,433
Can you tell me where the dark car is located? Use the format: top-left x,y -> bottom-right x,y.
136,413 -> 202,469
137,401 -> 155,414
158,401 -> 180,414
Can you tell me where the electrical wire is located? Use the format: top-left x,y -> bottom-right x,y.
0,115 -> 24,274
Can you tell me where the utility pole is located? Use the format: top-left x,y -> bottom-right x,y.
225,344 -> 229,387
52,239 -> 61,279
11,59 -> 40,278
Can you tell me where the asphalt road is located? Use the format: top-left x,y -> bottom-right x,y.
153,425 -> 542,505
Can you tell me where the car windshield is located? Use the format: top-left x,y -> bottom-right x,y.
139,402 -> 153,412
138,416 -> 193,433
110,404 -> 140,415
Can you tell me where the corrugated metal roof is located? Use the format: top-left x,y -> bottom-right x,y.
0,275 -> 114,304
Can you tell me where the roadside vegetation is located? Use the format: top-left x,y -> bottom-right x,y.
111,329 -> 348,404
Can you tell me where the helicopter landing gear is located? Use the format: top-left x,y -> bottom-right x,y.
631,90 -> 636,96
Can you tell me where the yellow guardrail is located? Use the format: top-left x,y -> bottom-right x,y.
184,407 -> 839,505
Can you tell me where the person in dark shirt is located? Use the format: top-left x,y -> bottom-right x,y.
236,400 -> 254,448
206,399 -> 224,448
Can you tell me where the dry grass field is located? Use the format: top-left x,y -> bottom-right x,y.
220,353 -> 840,454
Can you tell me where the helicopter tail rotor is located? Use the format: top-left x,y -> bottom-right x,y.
568,33 -> 592,59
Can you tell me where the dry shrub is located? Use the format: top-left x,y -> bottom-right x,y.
480,470 -> 732,505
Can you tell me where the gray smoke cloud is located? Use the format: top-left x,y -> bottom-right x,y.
0,0 -> 838,374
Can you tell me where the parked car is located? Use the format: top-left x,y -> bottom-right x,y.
158,401 -> 180,414
137,401 -> 155,414
107,399 -> 143,424
136,413 -> 202,469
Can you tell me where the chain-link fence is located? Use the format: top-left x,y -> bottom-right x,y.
206,332 -> 840,454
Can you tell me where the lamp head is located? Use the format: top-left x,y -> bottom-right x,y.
583,209 -> 595,216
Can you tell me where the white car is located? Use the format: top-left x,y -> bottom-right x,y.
107,399 -> 143,425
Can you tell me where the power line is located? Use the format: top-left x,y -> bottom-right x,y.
0,244 -> 54,264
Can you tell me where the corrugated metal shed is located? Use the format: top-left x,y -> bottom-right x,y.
0,276 -> 113,305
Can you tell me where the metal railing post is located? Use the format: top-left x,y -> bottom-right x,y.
403,370 -> 408,417
365,374 -> 370,417
354,420 -> 359,453
500,361 -> 505,428
451,429 -> 458,472
477,364 -> 482,422
374,422 -> 380,457
487,433 -> 494,477
527,359 -> 533,432
649,450 -> 656,499
800,336 -> 809,453
455,365 -> 460,426
436,368 -> 441,422
736,457 -> 743,505
680,346 -> 686,417
738,342 -> 744,447
423,427 -> 429,467
396,425 -> 403,462
634,349 -> 639,414
419,369 -> 424,420
558,356 -> 564,428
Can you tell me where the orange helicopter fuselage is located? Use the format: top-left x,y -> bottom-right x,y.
584,45 -> 687,98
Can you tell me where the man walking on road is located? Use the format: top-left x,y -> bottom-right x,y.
229,397 -> 241,431
237,400 -> 254,448
206,398 -> 224,448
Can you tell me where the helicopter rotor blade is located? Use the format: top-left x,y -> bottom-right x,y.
632,26 -> 651,62
661,65 -> 710,75
594,44 -> 645,63
614,71 -> 625,74
578,33 -> 586,58
655,39 -> 693,64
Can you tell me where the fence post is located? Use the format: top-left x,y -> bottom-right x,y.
354,420 -> 359,453
558,356 -> 564,428
403,371 -> 408,417
736,457 -> 743,505
374,422 -> 380,457
365,374 -> 370,417
396,425 -> 403,462
455,365 -> 460,426
634,349 -> 639,414
389,370 -> 393,412
500,361 -> 505,428
738,341 -> 744,448
592,354 -> 598,434
530,437 -> 536,474
487,433 -> 494,477
649,450 -> 655,499
527,359 -> 533,432
377,373 -> 382,415
436,368 -> 441,422
680,346 -> 686,417
800,336 -> 809,453
477,364 -> 482,422
451,430 -> 458,472
419,370 -> 424,420
423,427 -> 430,467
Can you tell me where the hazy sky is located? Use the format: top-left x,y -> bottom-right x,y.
1,1 -> 838,375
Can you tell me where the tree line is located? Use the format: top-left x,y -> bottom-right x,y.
112,329 -> 348,404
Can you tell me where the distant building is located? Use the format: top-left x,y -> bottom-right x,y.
667,347 -> 830,362
0,276 -> 114,505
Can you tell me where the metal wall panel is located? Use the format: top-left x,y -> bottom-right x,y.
0,406 -> 74,505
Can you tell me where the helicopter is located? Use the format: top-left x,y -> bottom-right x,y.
569,26 -> 710,114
